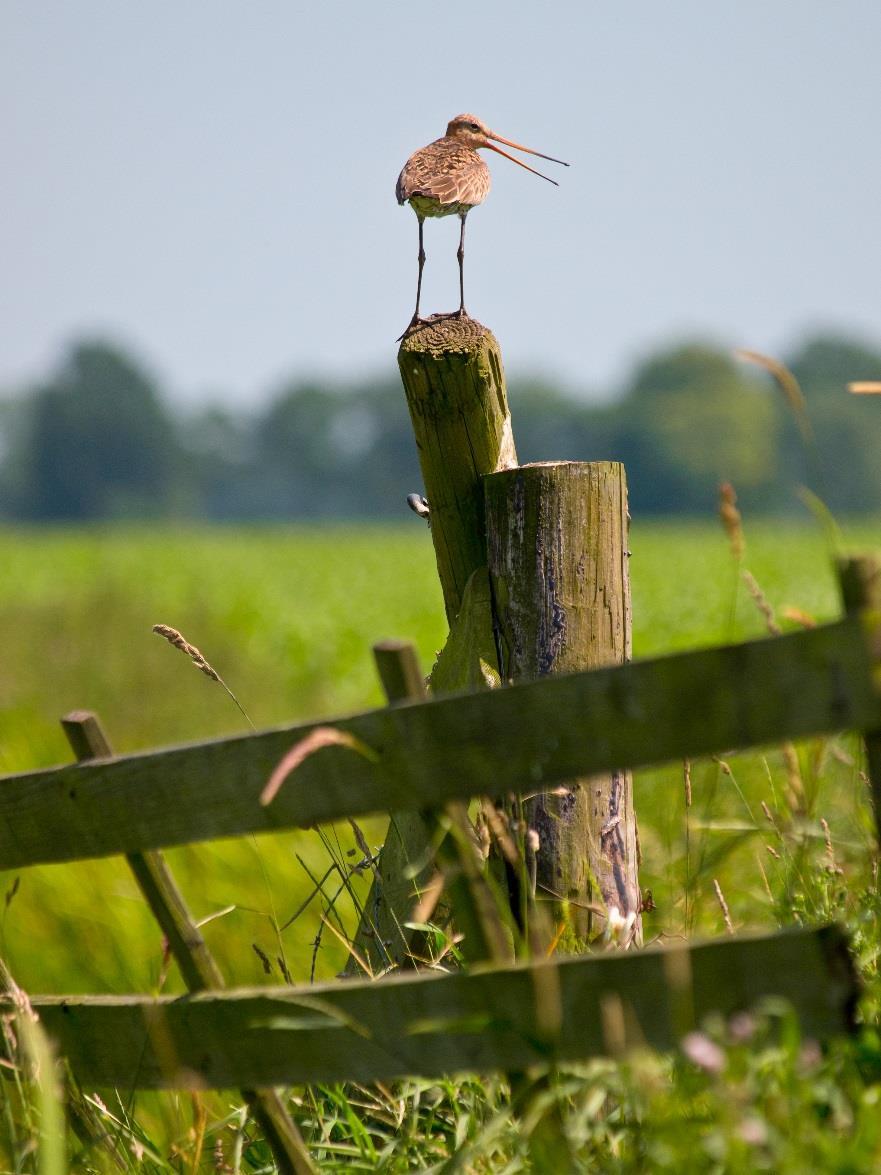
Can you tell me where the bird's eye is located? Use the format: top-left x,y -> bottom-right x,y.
469,122 -> 480,131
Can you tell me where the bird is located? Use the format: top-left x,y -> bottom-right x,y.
396,114 -> 568,331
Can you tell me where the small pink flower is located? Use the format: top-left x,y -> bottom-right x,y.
728,1012 -> 756,1043
681,1031 -> 725,1074
739,1116 -> 768,1146
799,1039 -> 822,1073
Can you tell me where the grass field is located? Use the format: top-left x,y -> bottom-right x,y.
2,516 -> 881,1170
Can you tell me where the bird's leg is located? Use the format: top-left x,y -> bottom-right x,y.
413,216 -> 426,322
399,217 -> 427,339
455,213 -> 467,317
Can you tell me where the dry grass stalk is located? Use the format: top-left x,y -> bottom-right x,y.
683,759 -> 692,808
782,743 -> 805,813
742,571 -> 782,636
718,482 -> 744,561
756,853 -> 774,904
820,817 -> 843,875
736,349 -> 805,412
737,350 -> 831,529
849,382 -> 881,395
409,870 -> 445,926
712,879 -> 734,935
152,623 -> 254,729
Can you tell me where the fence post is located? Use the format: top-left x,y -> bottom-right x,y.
398,316 -> 517,622
484,462 -> 641,945
837,556 -> 881,817
350,319 -> 518,964
60,711 -> 315,1175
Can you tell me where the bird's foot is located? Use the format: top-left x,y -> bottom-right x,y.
396,314 -> 426,342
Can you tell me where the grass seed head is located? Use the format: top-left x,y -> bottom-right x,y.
152,624 -> 220,682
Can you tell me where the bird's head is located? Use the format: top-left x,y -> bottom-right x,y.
445,113 -> 569,186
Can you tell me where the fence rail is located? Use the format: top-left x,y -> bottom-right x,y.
13,927 -> 855,1089
1,612 -> 878,870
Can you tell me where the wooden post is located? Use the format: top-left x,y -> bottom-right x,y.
837,556 -> 881,819
61,711 -> 315,1175
484,462 -> 641,945
352,317 -> 518,964
398,315 -> 517,622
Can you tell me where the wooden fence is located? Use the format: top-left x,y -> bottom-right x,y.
1,555 -> 879,1171
3,609 -> 879,869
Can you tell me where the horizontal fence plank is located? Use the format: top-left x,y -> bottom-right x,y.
1,617 -> 878,868
10,926 -> 856,1089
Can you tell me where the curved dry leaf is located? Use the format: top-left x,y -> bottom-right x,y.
261,726 -> 379,806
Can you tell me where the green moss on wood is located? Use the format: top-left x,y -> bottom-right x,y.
398,316 -> 516,623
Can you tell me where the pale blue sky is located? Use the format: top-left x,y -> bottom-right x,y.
3,2 -> 880,404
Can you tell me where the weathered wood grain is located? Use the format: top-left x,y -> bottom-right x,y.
13,926 -> 855,1089
486,461 -> 640,941
1,616 -> 878,869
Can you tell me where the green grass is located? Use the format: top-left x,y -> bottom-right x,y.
1,517 -> 881,1171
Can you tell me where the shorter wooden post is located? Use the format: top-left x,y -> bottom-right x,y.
61,711 -> 315,1175
484,462 -> 641,944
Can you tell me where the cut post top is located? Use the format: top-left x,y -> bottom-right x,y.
398,314 -> 495,359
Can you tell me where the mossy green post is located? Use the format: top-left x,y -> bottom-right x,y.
350,316 -> 516,970
485,461 -> 641,945
397,315 -> 517,622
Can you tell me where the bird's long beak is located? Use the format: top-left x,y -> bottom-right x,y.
484,131 -> 569,186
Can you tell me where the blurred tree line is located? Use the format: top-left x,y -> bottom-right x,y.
1,331 -> 880,522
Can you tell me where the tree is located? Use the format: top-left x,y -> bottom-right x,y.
613,344 -> 778,514
783,334 -> 881,513
17,341 -> 178,520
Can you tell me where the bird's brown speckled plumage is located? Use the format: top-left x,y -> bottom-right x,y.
396,136 -> 491,218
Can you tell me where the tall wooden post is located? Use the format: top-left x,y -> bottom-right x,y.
349,317 -> 516,970
398,315 -> 517,621
484,461 -> 641,945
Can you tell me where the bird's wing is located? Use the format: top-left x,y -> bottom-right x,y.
396,143 -> 490,207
